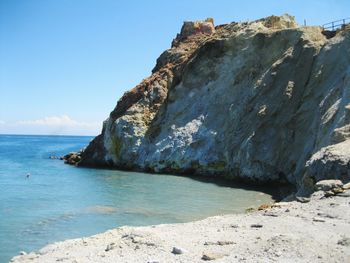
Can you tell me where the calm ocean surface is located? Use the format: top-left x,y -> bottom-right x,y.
0,135 -> 274,262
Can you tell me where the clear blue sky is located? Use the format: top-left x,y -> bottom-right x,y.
0,0 -> 349,135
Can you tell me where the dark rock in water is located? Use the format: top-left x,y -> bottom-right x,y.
63,152 -> 81,166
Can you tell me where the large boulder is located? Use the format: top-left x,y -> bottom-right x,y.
305,140 -> 350,183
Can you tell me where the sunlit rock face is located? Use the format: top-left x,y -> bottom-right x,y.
78,14 -> 350,189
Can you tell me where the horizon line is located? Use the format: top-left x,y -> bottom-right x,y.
0,133 -> 96,137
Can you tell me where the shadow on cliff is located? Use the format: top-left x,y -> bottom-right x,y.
182,174 -> 294,201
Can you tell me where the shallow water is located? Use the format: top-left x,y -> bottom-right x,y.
0,135 -> 274,262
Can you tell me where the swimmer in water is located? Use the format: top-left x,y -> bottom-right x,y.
26,173 -> 30,178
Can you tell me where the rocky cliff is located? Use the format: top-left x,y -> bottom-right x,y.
74,14 -> 350,192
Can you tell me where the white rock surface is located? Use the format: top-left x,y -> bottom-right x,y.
315,179 -> 344,191
78,15 -> 350,190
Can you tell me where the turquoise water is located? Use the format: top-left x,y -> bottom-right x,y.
0,135 -> 274,262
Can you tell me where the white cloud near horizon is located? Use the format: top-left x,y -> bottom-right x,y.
0,115 -> 102,136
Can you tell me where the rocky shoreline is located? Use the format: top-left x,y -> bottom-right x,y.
11,180 -> 350,263
26,14 -> 350,262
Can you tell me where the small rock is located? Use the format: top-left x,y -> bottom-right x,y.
285,209 -> 290,212
172,247 -> 187,255
217,241 -> 235,246
251,224 -> 263,228
295,196 -> 310,203
202,253 -> 226,261
317,212 -> 337,219
275,251 -> 282,257
263,212 -> 278,217
105,243 -> 115,252
19,251 -> 27,256
337,237 -> 350,246
324,191 -> 335,197
258,204 -> 272,210
313,217 -> 326,222
146,242 -> 156,246
336,190 -> 350,197
332,187 -> 344,194
230,224 -> 239,228
342,182 -> 350,190
204,240 -> 235,246
245,207 -> 255,213
315,180 -> 343,191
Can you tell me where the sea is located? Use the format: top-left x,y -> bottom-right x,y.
0,134 -> 274,262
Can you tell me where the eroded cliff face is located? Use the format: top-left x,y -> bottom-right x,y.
77,15 -> 350,190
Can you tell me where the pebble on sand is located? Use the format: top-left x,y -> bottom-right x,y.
202,253 -> 226,261
172,247 -> 187,255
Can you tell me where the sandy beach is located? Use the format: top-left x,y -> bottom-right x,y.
11,187 -> 350,263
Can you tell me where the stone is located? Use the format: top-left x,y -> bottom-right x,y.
263,212 -> 278,217
178,19 -> 215,39
19,251 -> 27,255
332,187 -> 345,194
306,142 -> 350,184
296,196 -> 311,203
105,243 -> 115,252
336,191 -> 350,197
245,207 -> 255,213
63,152 -> 82,166
315,180 -> 343,192
204,241 -> 234,246
317,212 -> 337,219
313,217 -> 326,222
342,182 -> 350,190
258,204 -> 272,210
324,191 -> 336,197
172,247 -> 187,254
337,237 -> 350,246
251,224 -> 263,228
202,253 -> 226,261
217,241 -> 235,246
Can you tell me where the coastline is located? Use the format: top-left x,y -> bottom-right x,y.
11,189 -> 350,263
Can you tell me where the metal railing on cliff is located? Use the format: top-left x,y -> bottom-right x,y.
322,18 -> 350,31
